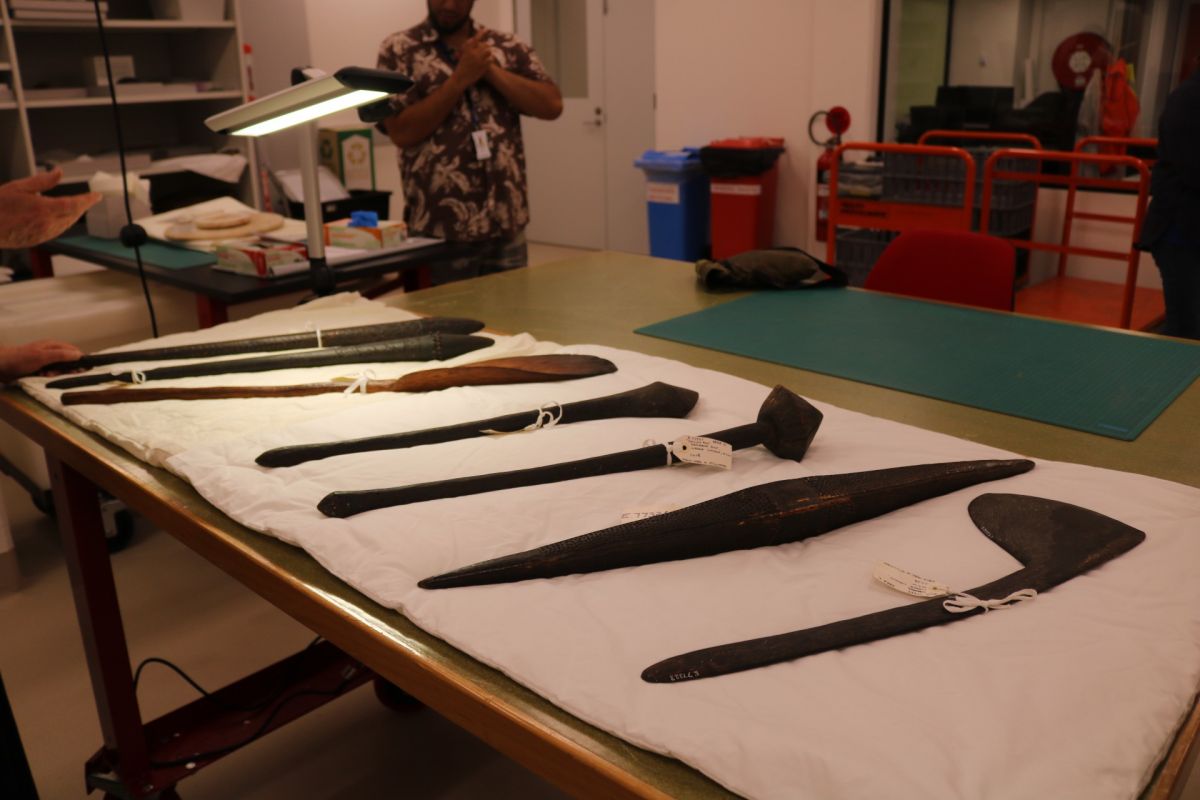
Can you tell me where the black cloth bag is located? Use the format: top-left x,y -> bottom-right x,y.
695,247 -> 848,291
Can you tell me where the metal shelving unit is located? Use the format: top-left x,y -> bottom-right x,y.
0,0 -> 258,206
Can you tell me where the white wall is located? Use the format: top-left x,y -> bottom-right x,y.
655,0 -> 880,252
303,0 -> 513,73
948,0 -> 1021,87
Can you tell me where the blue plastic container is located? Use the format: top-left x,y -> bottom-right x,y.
634,148 -> 709,261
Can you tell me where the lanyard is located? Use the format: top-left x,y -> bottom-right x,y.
433,38 -> 481,130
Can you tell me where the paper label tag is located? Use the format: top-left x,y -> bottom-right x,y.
669,435 -> 733,469
646,182 -> 680,204
472,129 -> 492,160
619,507 -> 676,523
711,183 -> 762,196
872,562 -> 952,598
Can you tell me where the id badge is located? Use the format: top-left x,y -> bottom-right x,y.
471,129 -> 492,160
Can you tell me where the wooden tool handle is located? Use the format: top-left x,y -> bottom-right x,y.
391,354 -> 617,392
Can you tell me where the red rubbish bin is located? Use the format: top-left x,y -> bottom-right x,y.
701,137 -> 785,260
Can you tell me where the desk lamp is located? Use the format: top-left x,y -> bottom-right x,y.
205,67 -> 413,295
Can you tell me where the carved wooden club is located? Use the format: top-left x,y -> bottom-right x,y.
256,382 -> 701,468
418,459 -> 1034,590
642,493 -> 1144,682
317,385 -> 822,518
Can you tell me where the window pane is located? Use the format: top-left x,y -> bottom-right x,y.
530,0 -> 588,99
882,0 -> 1196,148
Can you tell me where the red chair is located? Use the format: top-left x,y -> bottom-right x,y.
863,230 -> 1017,311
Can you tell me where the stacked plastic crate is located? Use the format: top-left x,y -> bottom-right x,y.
830,161 -> 889,286
835,146 -> 1037,285
833,228 -> 897,286
882,147 -> 1037,234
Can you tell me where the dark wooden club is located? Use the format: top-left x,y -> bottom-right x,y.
256,382 -> 701,468
642,493 -> 1143,683
48,333 -> 494,390
418,458 -> 1034,590
43,317 -> 485,372
317,385 -> 822,518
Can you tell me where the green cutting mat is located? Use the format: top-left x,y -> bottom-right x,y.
59,235 -> 216,270
636,290 -> 1200,440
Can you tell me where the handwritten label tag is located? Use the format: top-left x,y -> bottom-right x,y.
619,507 -> 676,524
872,562 -> 952,598
669,435 -> 732,469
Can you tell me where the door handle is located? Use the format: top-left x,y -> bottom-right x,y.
583,106 -> 603,127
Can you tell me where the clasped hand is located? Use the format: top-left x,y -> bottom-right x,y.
453,30 -> 495,87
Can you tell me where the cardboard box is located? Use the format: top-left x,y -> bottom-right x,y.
84,55 -> 134,87
324,218 -> 407,250
214,242 -> 308,278
318,125 -> 376,191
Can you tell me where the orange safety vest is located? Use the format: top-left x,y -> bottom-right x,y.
1099,58 -> 1140,173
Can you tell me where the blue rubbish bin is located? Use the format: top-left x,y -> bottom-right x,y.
634,148 -> 709,261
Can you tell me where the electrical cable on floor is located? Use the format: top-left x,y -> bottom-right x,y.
130,636 -> 358,771
148,678 -> 359,769
91,0 -> 158,337
131,637 -> 325,715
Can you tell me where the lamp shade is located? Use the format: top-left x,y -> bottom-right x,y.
205,67 -> 413,138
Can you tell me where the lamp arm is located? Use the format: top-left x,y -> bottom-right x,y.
298,121 -> 335,296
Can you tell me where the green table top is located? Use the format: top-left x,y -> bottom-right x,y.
387,250 -> 1200,489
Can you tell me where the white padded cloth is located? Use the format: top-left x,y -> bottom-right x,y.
26,297 -> 1200,799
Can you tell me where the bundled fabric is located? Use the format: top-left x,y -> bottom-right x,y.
696,247 -> 847,291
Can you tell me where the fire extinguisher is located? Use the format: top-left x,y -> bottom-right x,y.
809,106 -> 852,242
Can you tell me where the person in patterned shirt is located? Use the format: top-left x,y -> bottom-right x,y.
377,0 -> 562,283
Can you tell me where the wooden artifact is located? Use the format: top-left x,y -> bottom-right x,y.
60,355 -> 618,405
318,385 -> 822,518
418,459 -> 1034,589
256,382 -> 701,468
642,493 -> 1144,682
47,334 -> 494,390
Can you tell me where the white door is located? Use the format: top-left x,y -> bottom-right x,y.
517,0 -> 606,249
516,0 -> 654,252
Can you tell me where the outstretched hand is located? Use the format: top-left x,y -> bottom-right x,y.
0,340 -> 83,383
0,168 -> 102,249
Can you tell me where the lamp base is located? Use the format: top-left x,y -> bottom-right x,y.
308,256 -> 337,296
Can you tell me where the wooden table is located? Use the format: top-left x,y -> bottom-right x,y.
28,235 -> 457,328
3,251 -> 1196,799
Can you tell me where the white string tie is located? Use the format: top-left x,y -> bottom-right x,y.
342,369 -> 377,395
482,401 -> 564,435
641,439 -> 676,466
524,401 -> 563,431
943,588 -> 1037,614
116,369 -> 147,384
304,321 -> 324,349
